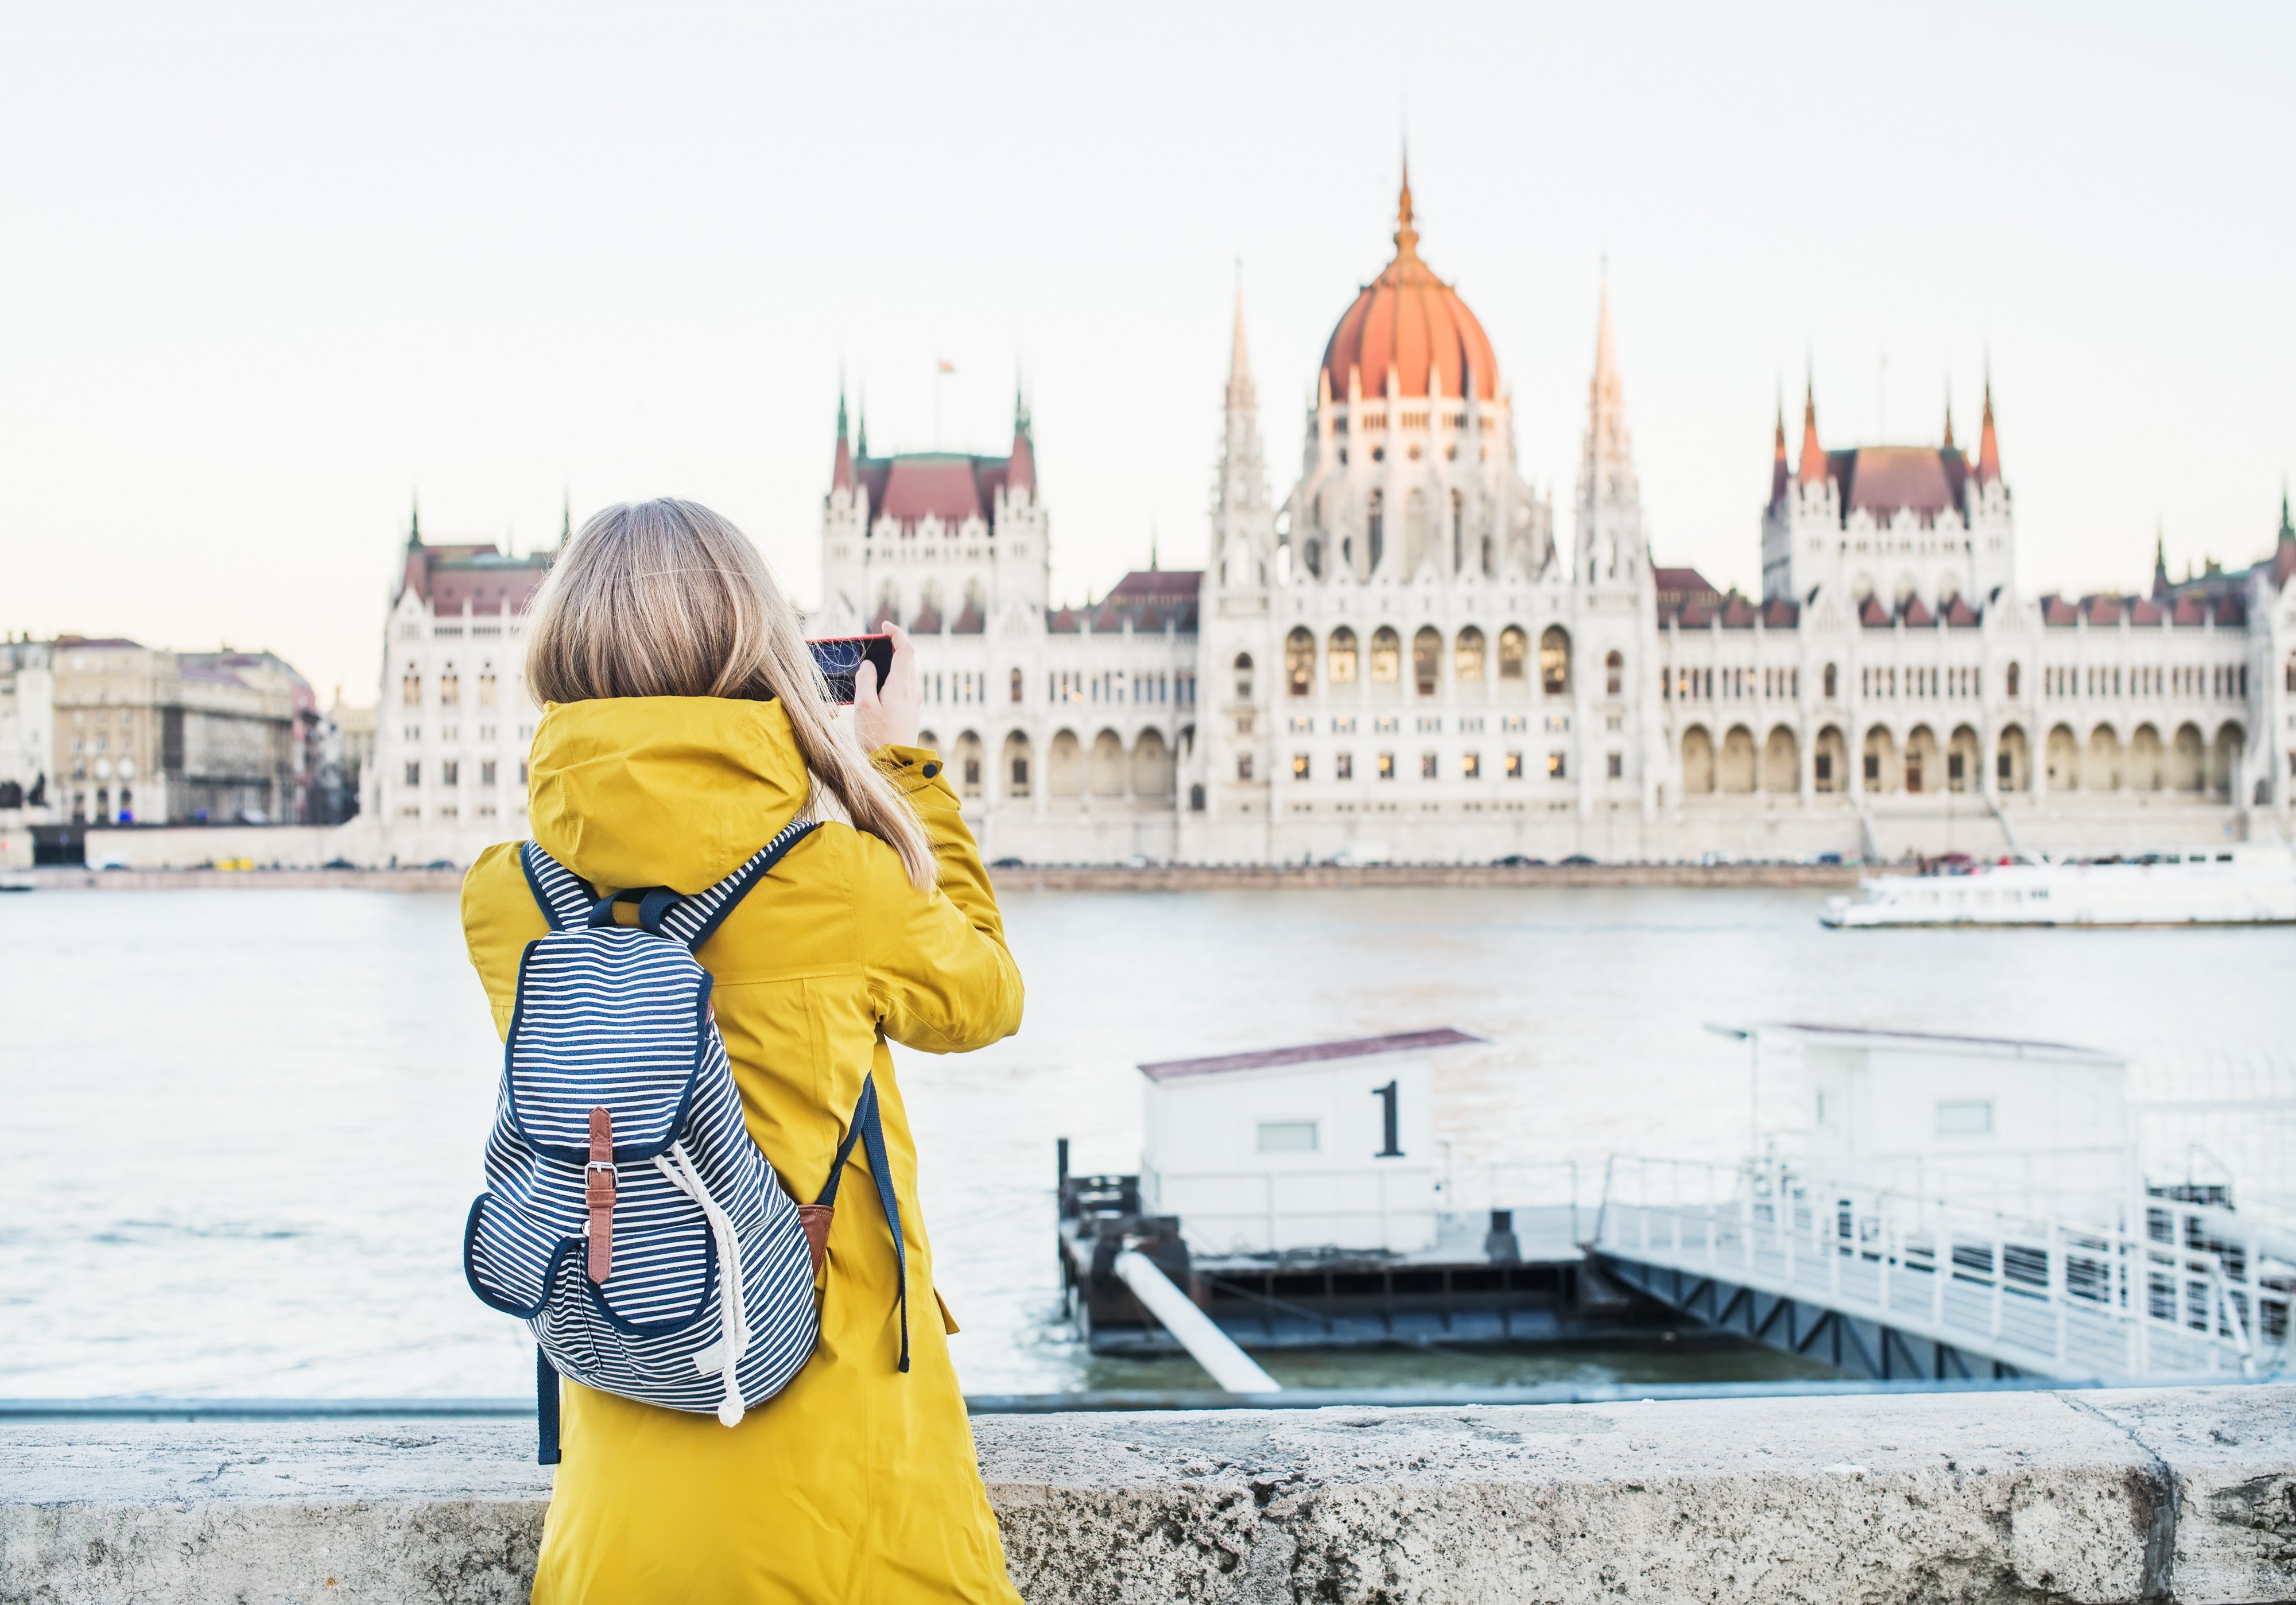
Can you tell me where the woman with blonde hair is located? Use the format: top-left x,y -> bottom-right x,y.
460,498 -> 1025,1602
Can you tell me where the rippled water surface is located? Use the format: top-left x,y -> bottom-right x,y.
3,883 -> 2289,1398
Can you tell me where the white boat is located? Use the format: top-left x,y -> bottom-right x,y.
1821,844 -> 2296,928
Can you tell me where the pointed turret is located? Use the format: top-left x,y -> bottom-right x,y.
1007,386 -> 1037,495
2280,478 -> 2292,543
1797,379 -> 1828,486
1976,377 -> 2002,485
1210,273 -> 1271,587
855,389 -> 868,459
832,389 -> 855,493
1576,279 -> 1643,584
1942,393 -> 1956,451
1393,149 -> 1420,263
407,497 -> 421,546
1227,268 -> 1255,415
2152,521 -> 2171,601
1770,397 -> 1790,507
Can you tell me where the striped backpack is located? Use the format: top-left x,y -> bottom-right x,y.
461,819 -> 908,1463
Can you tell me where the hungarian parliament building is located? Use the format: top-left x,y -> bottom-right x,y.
363,170 -> 2296,866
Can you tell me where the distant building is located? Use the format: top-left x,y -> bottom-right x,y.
347,164 -> 2296,865
317,693 -> 376,826
46,637 -> 317,827
820,164 -> 2296,862
0,638 -> 56,869
363,510 -> 556,863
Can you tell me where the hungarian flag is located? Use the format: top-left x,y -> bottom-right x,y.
936,359 -> 956,374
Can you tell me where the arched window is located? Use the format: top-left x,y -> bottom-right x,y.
1455,626 -> 1486,683
1370,627 -> 1401,683
1366,491 -> 1384,570
1498,627 -> 1528,680
1822,662 -> 1838,700
2007,661 -> 2022,699
1605,650 -> 1624,697
1328,627 -> 1359,685
1285,629 -> 1314,696
1539,627 -> 1571,696
1413,627 -> 1443,696
1009,668 -> 1023,703
1233,653 -> 1254,700
440,664 -> 460,705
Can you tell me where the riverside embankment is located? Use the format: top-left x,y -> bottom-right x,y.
19,859 -> 1859,892
3,1386 -> 2289,1603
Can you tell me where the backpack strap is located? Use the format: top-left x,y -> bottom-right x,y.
521,843 -> 594,932
658,817 -> 819,952
812,1075 -> 911,1374
535,1345 -> 562,1466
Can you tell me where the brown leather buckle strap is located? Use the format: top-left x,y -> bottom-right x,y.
796,1203 -> 833,1278
585,1106 -> 615,1284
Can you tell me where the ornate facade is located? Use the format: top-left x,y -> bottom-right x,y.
356,166 -> 2295,867
846,169 -> 2295,863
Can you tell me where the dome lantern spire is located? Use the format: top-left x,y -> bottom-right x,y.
1394,148 -> 1419,261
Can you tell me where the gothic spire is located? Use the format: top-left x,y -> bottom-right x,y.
832,385 -> 855,493
1226,262 -> 1255,415
1770,393 -> 1790,508
1797,371 -> 1828,486
560,489 -> 571,546
1393,148 -> 1420,262
408,495 -> 421,546
1976,375 -> 2002,484
1576,281 -> 1643,582
1941,385 -> 1956,451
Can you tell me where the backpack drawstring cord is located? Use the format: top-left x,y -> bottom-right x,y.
654,1140 -> 751,1427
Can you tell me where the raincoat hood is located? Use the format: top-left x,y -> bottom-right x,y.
526,696 -> 809,893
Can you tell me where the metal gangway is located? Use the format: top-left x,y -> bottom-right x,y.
1592,1156 -> 2294,1382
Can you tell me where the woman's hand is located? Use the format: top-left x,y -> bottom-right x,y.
854,621 -> 923,753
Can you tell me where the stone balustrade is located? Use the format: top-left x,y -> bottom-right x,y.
2,1386 -> 2290,1603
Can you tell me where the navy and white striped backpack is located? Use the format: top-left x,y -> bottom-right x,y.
462,819 -> 908,1463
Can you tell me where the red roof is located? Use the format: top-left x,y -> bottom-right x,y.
1859,596 -> 1892,627
1320,169 -> 1498,402
1654,567 -> 1723,612
1138,1027 -> 1486,1083
881,459 -> 985,525
1762,598 -> 1802,627
2042,596 -> 2080,626
909,603 -> 943,634
2081,595 -> 2124,625
1944,596 -> 1980,627
952,603 -> 985,635
1900,595 -> 1934,627
850,429 -> 1034,534
1719,594 -> 1759,628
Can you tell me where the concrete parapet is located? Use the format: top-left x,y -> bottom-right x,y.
1,1386 -> 2288,1602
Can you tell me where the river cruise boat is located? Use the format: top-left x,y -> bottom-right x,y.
1821,845 -> 2296,928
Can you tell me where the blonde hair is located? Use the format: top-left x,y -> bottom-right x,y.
525,498 -> 935,889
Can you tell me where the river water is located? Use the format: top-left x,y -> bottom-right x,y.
3,883 -> 2289,1399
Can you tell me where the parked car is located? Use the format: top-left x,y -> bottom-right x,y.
1491,854 -> 1545,867
1560,853 -> 1599,866
990,856 -> 1027,869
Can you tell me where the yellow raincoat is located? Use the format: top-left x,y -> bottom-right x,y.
460,696 -> 1025,1603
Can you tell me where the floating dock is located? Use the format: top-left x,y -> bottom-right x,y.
1057,1161 -> 1676,1355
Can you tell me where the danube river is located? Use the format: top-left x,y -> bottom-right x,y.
3,883 -> 2289,1398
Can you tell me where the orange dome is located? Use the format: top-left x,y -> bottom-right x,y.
1320,165 -> 1499,404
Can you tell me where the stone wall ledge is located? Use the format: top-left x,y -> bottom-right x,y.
2,1386 -> 2289,1603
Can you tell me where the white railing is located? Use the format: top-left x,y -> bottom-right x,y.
1150,1165 -> 1438,1256
1593,1156 -> 2293,1381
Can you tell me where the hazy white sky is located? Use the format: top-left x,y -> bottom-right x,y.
3,2 -> 2291,702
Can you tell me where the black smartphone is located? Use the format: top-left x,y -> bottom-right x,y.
806,634 -> 896,705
